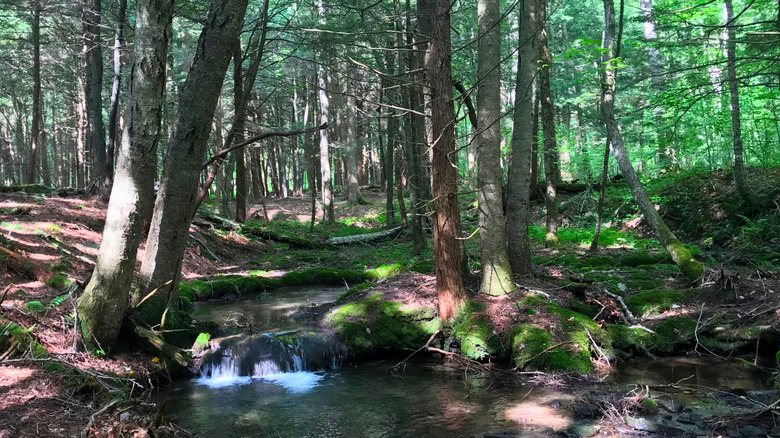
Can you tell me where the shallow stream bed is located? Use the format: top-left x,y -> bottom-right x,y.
165,287 -> 772,437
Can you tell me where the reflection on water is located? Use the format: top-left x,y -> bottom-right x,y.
167,357 -> 568,438
610,356 -> 767,391
169,288 -> 770,437
192,285 -> 346,334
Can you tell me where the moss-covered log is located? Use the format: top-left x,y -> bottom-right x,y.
241,222 -> 335,249
0,184 -> 53,194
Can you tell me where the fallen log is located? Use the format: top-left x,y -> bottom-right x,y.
240,224 -> 336,250
0,245 -> 38,280
193,210 -> 241,231
326,225 -> 406,245
0,184 -> 53,195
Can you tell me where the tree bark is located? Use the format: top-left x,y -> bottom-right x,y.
426,0 -> 466,320
106,0 -> 128,185
317,65 -> 335,224
477,0 -> 514,294
135,0 -> 249,327
27,1 -> 41,185
506,0 -> 539,277
233,45 -> 248,222
539,0 -> 559,246
601,0 -> 704,280
640,0 -> 670,167
724,0 -> 751,201
77,0 -> 173,350
83,0 -> 109,193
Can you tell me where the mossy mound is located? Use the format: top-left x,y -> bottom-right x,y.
617,251 -> 672,267
626,290 -> 684,317
647,317 -> 698,353
452,302 -> 504,360
508,325 -> 591,374
326,293 -> 439,355
182,267 -> 374,302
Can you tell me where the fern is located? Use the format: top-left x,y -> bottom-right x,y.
49,293 -> 69,309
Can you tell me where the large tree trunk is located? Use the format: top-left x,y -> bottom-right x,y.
344,68 -> 362,204
724,0 -> 750,201
135,0 -> 248,327
601,0 -> 704,281
75,79 -> 87,189
477,0 -> 514,295
27,1 -> 41,185
106,0 -> 128,185
77,0 -> 173,350
426,0 -> 466,320
233,45 -> 248,222
539,1 -> 559,246
83,0 -> 109,194
506,0 -> 539,277
408,12 -> 427,255
317,65 -> 335,224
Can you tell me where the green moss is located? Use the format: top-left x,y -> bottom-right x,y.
583,256 -> 614,267
327,293 -> 439,355
641,398 -> 657,409
647,317 -> 697,353
281,267 -> 369,286
566,299 -> 599,318
179,283 -> 195,307
665,241 -> 706,280
193,333 -> 211,354
25,301 -> 45,313
452,302 -> 503,360
45,272 -> 68,288
636,264 -> 681,274
410,260 -> 434,273
335,282 -> 373,304
533,254 -> 580,267
606,324 -> 651,355
618,251 -> 672,267
160,308 -> 198,349
626,290 -> 683,317
508,325 -> 591,373
365,263 -> 407,280
624,278 -> 666,291
583,272 -> 617,283
0,320 -> 46,359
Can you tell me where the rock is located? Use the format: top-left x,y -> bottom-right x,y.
737,425 -> 765,437
565,424 -> 601,437
626,416 -> 658,432
655,424 -> 686,436
119,412 -> 131,422
573,404 -> 599,419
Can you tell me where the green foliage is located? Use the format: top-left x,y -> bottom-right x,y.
25,301 -> 44,313
626,290 -> 683,317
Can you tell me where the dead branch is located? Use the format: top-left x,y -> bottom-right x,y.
512,341 -> 573,371
389,330 -> 440,375
81,398 -> 121,438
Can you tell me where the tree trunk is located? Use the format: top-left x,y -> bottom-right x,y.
83,0 -> 109,193
408,14 -> 428,255
344,68 -> 362,204
234,45 -> 248,222
640,0 -> 670,168
539,2 -> 559,246
106,0 -> 128,184
506,0 -> 539,277
317,65 -> 335,224
529,94 -> 540,199
76,77 -> 87,189
590,139 -> 610,251
724,0 -> 751,201
27,2 -> 41,185
477,0 -> 514,294
77,0 -> 173,350
426,0 -> 466,320
601,0 -> 704,281
135,0 -> 248,327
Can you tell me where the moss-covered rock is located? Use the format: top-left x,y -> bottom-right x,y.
365,263 -> 407,280
326,293 -> 439,355
617,251 -> 672,267
626,290 -> 683,317
583,256 -> 615,267
507,325 -> 591,373
452,301 -> 503,360
335,282 -> 373,304
647,317 -> 698,353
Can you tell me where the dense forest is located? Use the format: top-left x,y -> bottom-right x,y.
0,0 -> 779,435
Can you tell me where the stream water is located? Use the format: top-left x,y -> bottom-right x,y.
165,287 -> 771,437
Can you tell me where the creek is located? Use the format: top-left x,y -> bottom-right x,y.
163,286 -> 771,437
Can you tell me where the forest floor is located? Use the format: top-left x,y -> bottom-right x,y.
1,168 -> 780,437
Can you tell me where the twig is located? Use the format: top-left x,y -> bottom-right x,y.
389,330 -> 441,375
585,328 -> 610,366
127,280 -> 174,315
188,234 -> 221,262
0,284 -> 12,306
512,341 -> 572,371
601,288 -> 637,324
81,398 -> 120,438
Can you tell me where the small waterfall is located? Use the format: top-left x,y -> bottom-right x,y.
196,331 -> 347,389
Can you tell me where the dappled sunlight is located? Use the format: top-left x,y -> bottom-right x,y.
504,402 -> 572,429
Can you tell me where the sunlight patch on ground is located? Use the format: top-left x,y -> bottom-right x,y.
504,402 -> 571,429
